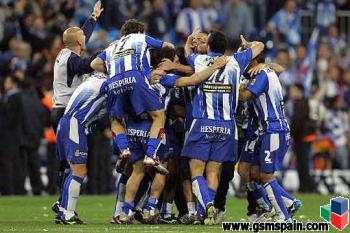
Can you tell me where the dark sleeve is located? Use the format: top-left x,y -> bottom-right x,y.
66,52 -> 99,87
81,17 -> 97,43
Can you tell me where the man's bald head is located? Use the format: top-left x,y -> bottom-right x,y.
63,26 -> 86,50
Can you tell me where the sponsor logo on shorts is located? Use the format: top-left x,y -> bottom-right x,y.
74,150 -> 88,157
200,126 -> 231,135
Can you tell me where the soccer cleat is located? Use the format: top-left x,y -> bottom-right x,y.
134,209 -> 146,224
143,156 -> 169,175
248,213 -> 258,223
59,215 -> 85,225
142,208 -> 159,224
110,215 -> 122,224
179,214 -> 197,224
288,199 -> 302,218
115,148 -> 131,173
273,215 -> 292,223
204,203 -> 217,225
255,207 -> 276,222
51,201 -> 60,214
158,214 -> 178,224
119,212 -> 134,224
215,210 -> 226,224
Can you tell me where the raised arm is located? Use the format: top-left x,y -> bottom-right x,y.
184,28 -> 201,58
247,63 -> 285,76
175,56 -> 227,87
81,1 -> 104,43
240,35 -> 264,59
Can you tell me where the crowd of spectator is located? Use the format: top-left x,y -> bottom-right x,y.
0,0 -> 349,195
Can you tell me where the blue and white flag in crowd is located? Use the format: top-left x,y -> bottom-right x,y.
298,28 -> 320,96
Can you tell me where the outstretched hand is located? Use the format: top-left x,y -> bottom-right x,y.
240,35 -> 249,48
93,0 -> 104,18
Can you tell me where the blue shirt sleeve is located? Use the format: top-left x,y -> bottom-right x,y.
145,35 -> 164,49
160,74 -> 180,88
98,51 -> 107,62
246,72 -> 268,96
233,48 -> 253,74
186,53 -> 198,68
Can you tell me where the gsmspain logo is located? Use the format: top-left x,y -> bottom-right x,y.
320,196 -> 349,231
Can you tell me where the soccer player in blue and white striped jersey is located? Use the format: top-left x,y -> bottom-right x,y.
115,48 -> 227,224
239,49 -> 301,222
56,72 -> 108,224
181,31 -> 264,225
91,19 -> 174,172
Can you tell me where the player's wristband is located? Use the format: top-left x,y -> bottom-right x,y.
113,134 -> 129,151
91,13 -> 97,21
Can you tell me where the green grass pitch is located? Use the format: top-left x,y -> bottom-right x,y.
0,194 -> 348,232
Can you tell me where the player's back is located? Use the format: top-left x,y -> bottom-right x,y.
102,33 -> 162,79
250,68 -> 289,133
191,54 -> 241,121
64,73 -> 107,126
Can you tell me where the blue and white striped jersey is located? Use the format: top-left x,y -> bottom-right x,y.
98,33 -> 163,80
246,68 -> 289,133
153,73 -> 180,110
187,49 -> 252,121
64,73 -> 107,129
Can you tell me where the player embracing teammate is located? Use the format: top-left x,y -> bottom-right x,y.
53,14 -> 301,225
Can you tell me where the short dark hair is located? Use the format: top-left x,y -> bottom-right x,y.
150,47 -> 176,68
120,19 -> 145,36
207,31 -> 227,54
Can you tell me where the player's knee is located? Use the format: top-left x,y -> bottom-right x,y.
260,172 -> 274,184
149,110 -> 166,123
250,166 -> 260,182
238,163 -> 250,182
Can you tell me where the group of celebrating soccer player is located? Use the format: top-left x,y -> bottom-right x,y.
52,2 -> 302,225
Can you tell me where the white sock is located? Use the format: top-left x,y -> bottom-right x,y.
187,202 -> 196,215
114,182 -> 126,217
67,176 -> 83,213
282,197 -> 294,208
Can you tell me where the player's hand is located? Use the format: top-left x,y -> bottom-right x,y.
212,56 -> 228,69
188,28 -> 201,46
150,69 -> 166,84
247,63 -> 267,77
158,58 -> 174,72
240,35 -> 249,48
93,0 -> 104,18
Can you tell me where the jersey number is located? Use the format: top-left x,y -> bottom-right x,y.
119,35 -> 131,50
264,150 -> 272,164
208,68 -> 225,83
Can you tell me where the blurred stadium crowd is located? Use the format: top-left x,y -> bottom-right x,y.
0,0 -> 349,196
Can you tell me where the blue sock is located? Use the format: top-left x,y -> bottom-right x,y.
277,183 -> 294,207
146,138 -> 162,158
191,176 -> 211,210
208,188 -> 216,202
60,172 -> 73,210
122,202 -> 134,215
114,134 -> 129,151
196,200 -> 205,216
264,180 -> 289,220
247,182 -> 272,211
145,197 -> 158,210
